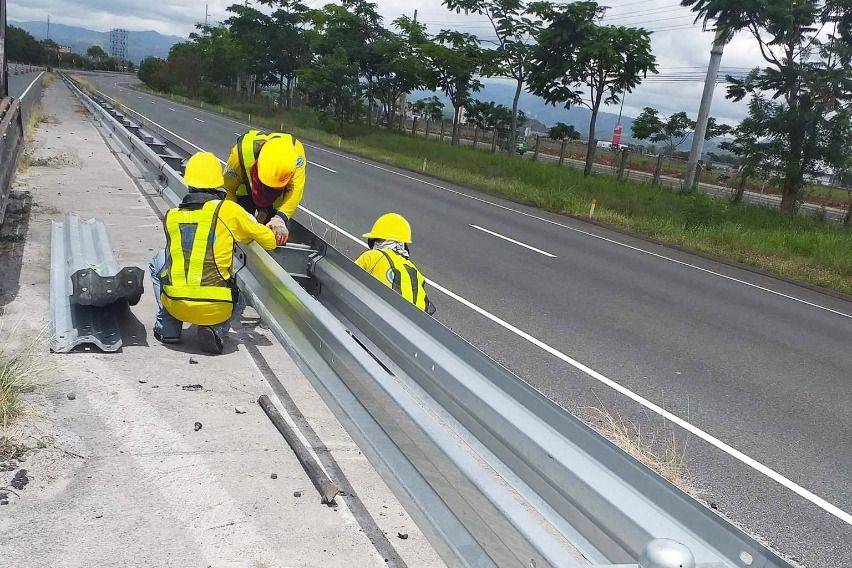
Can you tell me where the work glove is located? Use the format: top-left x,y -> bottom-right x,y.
267,215 -> 289,246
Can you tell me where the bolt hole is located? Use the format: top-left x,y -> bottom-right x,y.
739,551 -> 753,566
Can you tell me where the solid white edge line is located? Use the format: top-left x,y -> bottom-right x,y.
470,224 -> 557,257
89,83 -> 852,525
296,206 -> 852,527
306,145 -> 852,320
18,71 -> 45,101
193,117 -> 204,123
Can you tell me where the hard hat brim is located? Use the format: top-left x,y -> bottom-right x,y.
361,231 -> 412,244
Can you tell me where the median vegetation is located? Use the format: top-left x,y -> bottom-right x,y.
133,84 -> 852,295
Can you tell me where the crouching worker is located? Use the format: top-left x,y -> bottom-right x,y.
149,152 -> 277,354
355,213 -> 435,315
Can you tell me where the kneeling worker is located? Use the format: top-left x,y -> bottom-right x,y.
223,130 -> 306,246
150,152 -> 277,354
356,213 -> 435,315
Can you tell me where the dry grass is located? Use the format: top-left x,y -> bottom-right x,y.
584,404 -> 694,494
0,326 -> 49,428
69,75 -> 96,96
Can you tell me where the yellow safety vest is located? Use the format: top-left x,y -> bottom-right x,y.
161,200 -> 233,303
378,250 -> 431,313
235,130 -> 295,197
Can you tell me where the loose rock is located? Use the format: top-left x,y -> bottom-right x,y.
189,358 -> 199,364
270,473 -> 278,479
138,379 -> 147,384
235,407 -> 246,414
293,491 -> 302,498
193,422 -> 203,431
67,393 -> 76,400
397,532 -> 409,540
182,384 -> 203,391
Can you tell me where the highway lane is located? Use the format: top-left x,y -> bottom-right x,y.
7,71 -> 40,99
83,73 -> 852,565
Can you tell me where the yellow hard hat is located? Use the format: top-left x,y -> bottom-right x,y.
183,151 -> 224,189
257,137 -> 298,188
362,213 -> 412,243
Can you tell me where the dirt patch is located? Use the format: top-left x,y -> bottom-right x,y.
27,152 -> 82,168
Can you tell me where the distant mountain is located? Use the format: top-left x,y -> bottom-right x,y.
10,20 -> 183,63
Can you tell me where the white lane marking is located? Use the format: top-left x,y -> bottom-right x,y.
309,161 -> 336,173
99,86 -> 336,174
168,107 -> 176,112
150,100 -> 155,104
18,71 -> 45,100
295,205 -> 852,526
193,117 -> 205,123
81,87 -> 852,523
470,225 -> 556,258
306,145 -> 852,320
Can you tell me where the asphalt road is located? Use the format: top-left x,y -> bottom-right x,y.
7,71 -> 40,99
82,73 -> 852,566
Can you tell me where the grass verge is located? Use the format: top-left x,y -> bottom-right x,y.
0,331 -> 46,428
133,84 -> 852,295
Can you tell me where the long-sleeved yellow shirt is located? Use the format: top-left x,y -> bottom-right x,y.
163,198 -> 277,325
223,132 -> 306,220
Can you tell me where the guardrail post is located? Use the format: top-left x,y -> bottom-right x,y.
559,139 -> 567,166
532,135 -> 540,161
425,120 -> 430,140
490,127 -> 498,153
617,148 -> 629,181
652,154 -> 663,186
439,120 -> 446,142
411,117 -> 418,136
473,126 -> 479,149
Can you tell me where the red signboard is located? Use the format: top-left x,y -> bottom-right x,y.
611,123 -> 622,147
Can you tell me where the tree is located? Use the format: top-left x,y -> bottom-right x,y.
548,121 -> 581,140
409,96 -> 445,122
631,107 -> 731,155
443,0 -> 543,153
464,99 -> 525,130
421,30 -> 492,144
6,25 -> 48,65
370,16 -> 431,126
86,45 -> 108,62
718,97 -> 772,204
259,0 -> 312,109
528,1 -> 656,175
682,0 -> 852,214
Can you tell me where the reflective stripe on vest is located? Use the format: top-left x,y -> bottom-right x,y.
161,200 -> 233,302
378,250 -> 428,312
235,130 -> 294,196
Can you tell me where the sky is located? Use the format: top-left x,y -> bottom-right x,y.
7,0 -> 768,123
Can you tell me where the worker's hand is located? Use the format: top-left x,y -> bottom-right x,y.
267,215 -> 289,246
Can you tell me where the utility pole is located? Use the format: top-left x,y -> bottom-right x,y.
684,29 -> 725,190
204,4 -> 209,27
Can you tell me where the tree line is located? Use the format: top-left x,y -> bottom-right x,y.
137,0 -> 849,214
6,25 -> 130,72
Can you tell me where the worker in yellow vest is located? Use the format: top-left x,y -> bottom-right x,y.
355,213 -> 435,314
150,152 -> 277,354
223,130 -> 306,246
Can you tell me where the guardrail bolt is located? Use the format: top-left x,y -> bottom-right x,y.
639,539 -> 695,568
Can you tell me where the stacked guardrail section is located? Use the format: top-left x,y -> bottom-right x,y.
63,72 -> 793,568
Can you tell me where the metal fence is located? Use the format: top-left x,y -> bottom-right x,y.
397,116 -> 850,222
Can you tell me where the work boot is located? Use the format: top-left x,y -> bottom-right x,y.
154,329 -> 181,344
197,326 -> 224,355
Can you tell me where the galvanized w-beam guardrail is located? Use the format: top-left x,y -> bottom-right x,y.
62,72 -> 793,568
0,70 -> 45,224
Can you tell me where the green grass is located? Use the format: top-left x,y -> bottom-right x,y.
132,84 -> 852,295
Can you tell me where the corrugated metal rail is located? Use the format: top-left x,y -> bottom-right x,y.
62,72 -> 794,568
